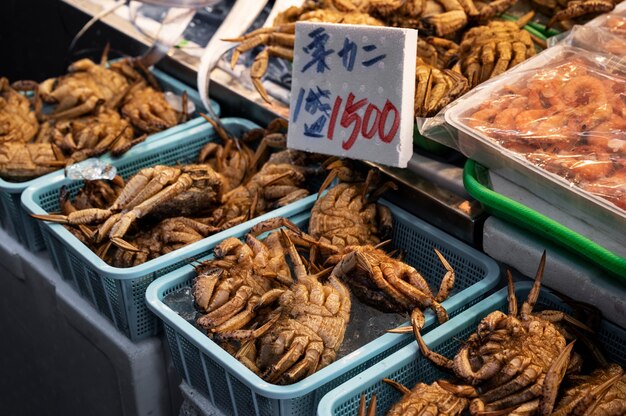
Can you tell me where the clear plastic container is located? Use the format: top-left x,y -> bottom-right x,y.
445,44 -> 626,246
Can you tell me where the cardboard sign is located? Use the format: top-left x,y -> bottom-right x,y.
287,22 -> 417,168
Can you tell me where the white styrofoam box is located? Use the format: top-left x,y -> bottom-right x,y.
288,21 -> 416,168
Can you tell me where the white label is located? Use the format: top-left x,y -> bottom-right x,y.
287,22 -> 417,168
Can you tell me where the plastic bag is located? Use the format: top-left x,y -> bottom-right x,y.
447,45 -> 626,211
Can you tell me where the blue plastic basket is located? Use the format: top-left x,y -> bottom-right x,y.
1,66 -> 220,252
318,282 -> 626,416
145,200 -> 500,416
20,118 -> 317,342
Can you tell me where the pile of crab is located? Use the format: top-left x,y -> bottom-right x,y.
359,254 -> 626,416
32,118 -> 322,268
189,161 -> 458,385
227,0 -> 623,117
0,48 -> 189,182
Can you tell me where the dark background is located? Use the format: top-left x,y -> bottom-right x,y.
0,0 -> 149,82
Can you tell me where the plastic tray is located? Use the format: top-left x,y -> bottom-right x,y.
21,118 -> 317,342
145,200 -> 500,416
0,66 -> 220,252
318,282 -> 626,415
444,44 -> 626,249
463,159 -> 626,279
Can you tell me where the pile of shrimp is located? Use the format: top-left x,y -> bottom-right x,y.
464,57 -> 626,210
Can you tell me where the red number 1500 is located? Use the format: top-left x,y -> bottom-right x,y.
327,93 -> 400,151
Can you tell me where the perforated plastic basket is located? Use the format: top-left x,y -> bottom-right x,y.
145,200 -> 500,416
1,66 -> 220,252
21,118 -> 316,342
318,282 -> 626,415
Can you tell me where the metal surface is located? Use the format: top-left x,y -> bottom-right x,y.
60,0 -> 484,245
139,0 -> 222,7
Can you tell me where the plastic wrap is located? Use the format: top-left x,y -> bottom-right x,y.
457,51 -> 626,207
559,25 -> 626,57
445,44 -> 626,243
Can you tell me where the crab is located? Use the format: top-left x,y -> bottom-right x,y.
31,164 -> 224,251
410,253 -> 589,415
309,162 -> 396,255
458,20 -> 536,87
234,228 -> 351,385
193,231 -> 291,336
0,78 -> 40,144
376,379 -> 476,416
226,6 -> 384,103
120,81 -> 185,134
331,244 -> 454,322
207,159 -> 311,230
531,0 -> 619,28
553,363 -> 626,415
415,57 -> 469,117
37,108 -> 138,158
0,142 -> 67,182
39,55 -> 130,120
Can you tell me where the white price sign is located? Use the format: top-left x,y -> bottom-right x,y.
287,22 -> 417,168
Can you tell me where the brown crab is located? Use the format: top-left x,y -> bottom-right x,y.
193,231 -> 291,336
331,244 -> 454,322
235,229 -> 351,385
309,162 -> 396,255
532,0 -> 619,28
553,363 -> 626,415
0,142 -> 67,182
207,159 -> 311,230
411,253 -> 585,415
197,115 -> 256,193
39,55 -> 130,120
226,5 -> 384,103
458,20 -> 536,87
415,57 -> 469,117
378,379 -> 475,415
0,78 -> 40,144
32,164 -> 224,251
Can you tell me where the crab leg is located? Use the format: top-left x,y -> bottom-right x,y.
357,393 -> 377,416
107,173 -> 195,248
251,46 -> 295,103
520,251 -> 546,319
539,341 -> 575,414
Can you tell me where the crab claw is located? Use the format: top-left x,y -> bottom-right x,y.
30,213 -> 70,223
110,237 -> 141,252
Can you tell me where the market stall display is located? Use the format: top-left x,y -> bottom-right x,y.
0,59 -> 219,251
31,117 -> 318,268
146,198 -> 499,416
21,118 -> 319,341
2,1 -> 626,415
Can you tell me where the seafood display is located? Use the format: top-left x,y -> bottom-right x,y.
224,0 -> 626,119
226,1 -> 549,117
32,119 -> 318,267
361,254 -> 626,415
187,161 -> 462,385
192,221 -> 351,385
458,51 -> 626,211
0,53 -> 188,182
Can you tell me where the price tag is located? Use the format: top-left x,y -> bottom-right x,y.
287,22 -> 417,168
